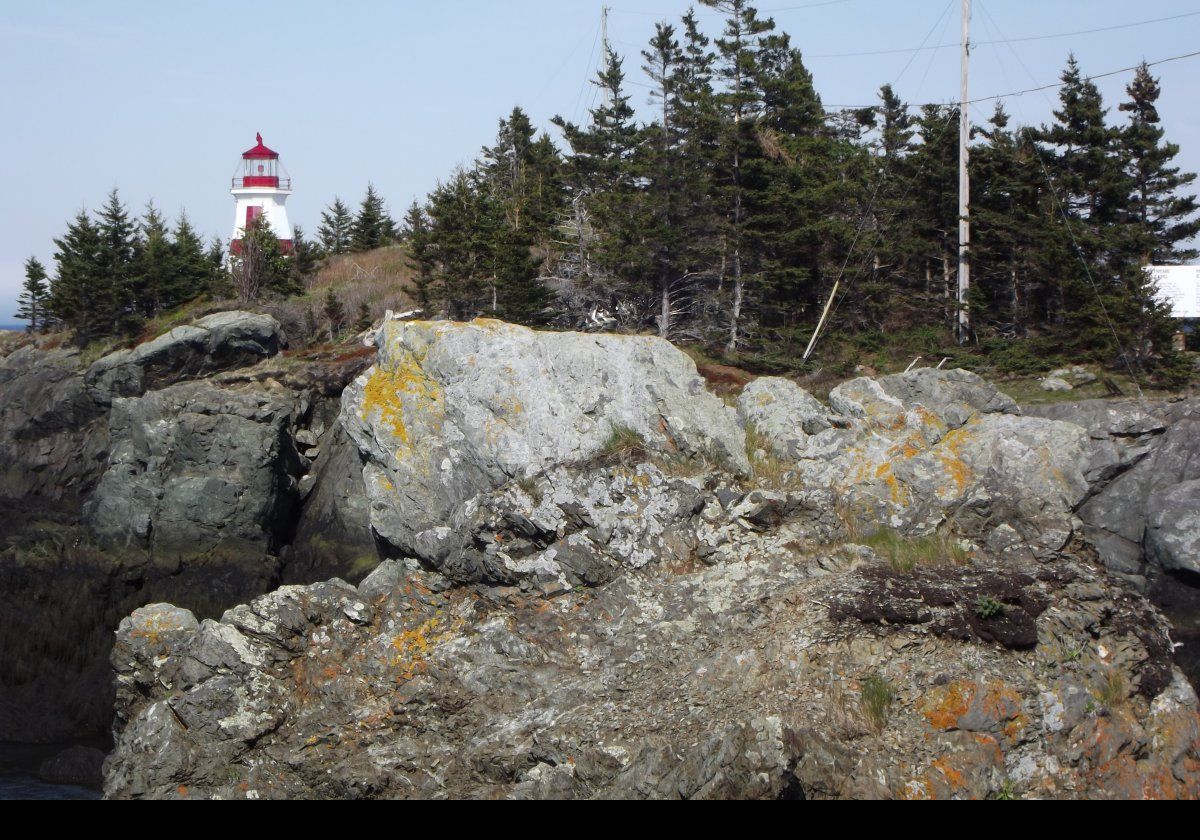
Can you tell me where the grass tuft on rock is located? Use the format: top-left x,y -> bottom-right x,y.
860,528 -> 970,572
860,672 -> 895,734
744,424 -> 801,490
596,425 -> 650,467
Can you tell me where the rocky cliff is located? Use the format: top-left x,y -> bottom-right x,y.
78,318 -> 1199,799
0,313 -> 370,742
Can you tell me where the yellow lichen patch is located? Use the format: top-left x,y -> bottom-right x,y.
389,613 -> 464,682
359,354 -> 443,449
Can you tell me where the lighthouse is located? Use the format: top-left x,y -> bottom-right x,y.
230,133 -> 293,254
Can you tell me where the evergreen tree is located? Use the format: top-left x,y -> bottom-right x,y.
1118,62 -> 1199,263
94,188 -> 139,332
172,211 -> 216,304
553,46 -> 643,310
317,197 -> 354,255
700,0 -> 777,351
350,184 -> 396,252
48,210 -> 104,337
131,202 -> 173,317
15,257 -> 50,332
322,286 -> 346,342
401,201 -> 436,309
289,224 -> 320,288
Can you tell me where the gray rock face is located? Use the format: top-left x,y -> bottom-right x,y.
751,369 -> 1085,541
1027,398 -> 1200,579
1145,479 -> 1200,575
868,367 -> 1020,428
284,422 -> 377,583
737,377 -> 851,461
86,381 -> 304,557
340,319 -> 747,581
0,346 -> 107,511
84,311 -> 283,406
1041,377 -> 1073,392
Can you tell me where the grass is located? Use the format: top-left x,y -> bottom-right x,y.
993,779 -> 1018,800
859,528 -> 970,572
515,475 -> 543,505
743,423 -> 802,490
860,672 -> 895,734
1094,668 -> 1128,711
596,425 -> 650,467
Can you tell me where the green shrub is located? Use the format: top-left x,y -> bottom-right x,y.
974,595 -> 1006,620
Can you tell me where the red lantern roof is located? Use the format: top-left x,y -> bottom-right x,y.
241,132 -> 279,160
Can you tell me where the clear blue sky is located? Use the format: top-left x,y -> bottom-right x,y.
2,0 -> 1198,324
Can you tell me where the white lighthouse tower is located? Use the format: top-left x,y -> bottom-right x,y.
230,133 -> 293,254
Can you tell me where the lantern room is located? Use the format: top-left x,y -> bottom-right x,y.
229,132 -> 293,254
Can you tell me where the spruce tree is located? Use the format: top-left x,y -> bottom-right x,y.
401,201 -> 436,309
322,287 -> 346,342
700,0 -> 776,351
289,224 -> 320,288
1118,62 -> 1199,263
317,197 -> 354,255
172,211 -> 216,304
94,188 -> 139,332
131,202 -> 173,316
48,210 -> 104,337
552,47 -> 644,317
350,184 -> 396,252
16,257 -> 50,332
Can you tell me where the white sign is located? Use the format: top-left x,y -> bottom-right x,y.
1149,265 -> 1200,319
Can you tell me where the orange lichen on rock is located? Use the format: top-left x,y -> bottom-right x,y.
923,680 -> 975,730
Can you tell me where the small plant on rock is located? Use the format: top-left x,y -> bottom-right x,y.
597,425 -> 649,467
974,595 -> 1006,620
514,475 -> 542,505
860,672 -> 895,734
1094,668 -> 1128,711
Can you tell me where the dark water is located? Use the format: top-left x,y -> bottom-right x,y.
0,744 -> 102,800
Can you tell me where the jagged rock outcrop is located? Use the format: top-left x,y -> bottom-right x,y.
83,311 -> 284,406
339,319 -> 747,586
0,312 -> 318,744
103,538 -> 1200,800
101,324 -> 1200,799
0,311 -> 286,520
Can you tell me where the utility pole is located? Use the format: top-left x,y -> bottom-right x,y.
957,0 -> 971,343
600,6 -> 612,105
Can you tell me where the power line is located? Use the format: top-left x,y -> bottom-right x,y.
973,0 -> 1151,394
822,49 -> 1200,110
807,9 -> 1200,59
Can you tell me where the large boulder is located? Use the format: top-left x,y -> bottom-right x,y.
340,319 -> 747,581
86,381 -> 304,557
85,311 -> 284,406
829,367 -> 1019,430
742,369 -> 1085,541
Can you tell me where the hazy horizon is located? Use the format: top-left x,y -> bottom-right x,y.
3,0 -> 1198,323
